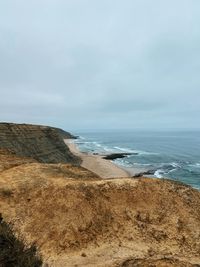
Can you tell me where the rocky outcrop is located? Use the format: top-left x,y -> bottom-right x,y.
0,123 -> 80,164
103,153 -> 134,160
133,169 -> 156,177
54,127 -> 78,139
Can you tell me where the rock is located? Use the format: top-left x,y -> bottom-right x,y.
133,170 -> 155,177
81,252 -> 87,257
103,153 -> 136,160
55,127 -> 78,139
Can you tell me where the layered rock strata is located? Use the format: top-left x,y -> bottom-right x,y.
0,123 -> 80,164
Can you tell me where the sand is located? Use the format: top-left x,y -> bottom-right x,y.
64,139 -> 144,179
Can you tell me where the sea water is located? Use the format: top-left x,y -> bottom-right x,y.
73,130 -> 200,189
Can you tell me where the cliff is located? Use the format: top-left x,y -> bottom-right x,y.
0,123 -> 80,164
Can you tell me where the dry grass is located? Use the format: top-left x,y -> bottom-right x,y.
0,150 -> 200,266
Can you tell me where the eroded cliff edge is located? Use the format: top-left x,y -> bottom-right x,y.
0,123 -> 81,164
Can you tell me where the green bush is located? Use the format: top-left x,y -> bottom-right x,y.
0,214 -> 42,267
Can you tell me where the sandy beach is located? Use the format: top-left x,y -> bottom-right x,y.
64,139 -> 145,179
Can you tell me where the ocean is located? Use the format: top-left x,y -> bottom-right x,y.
73,130 -> 200,190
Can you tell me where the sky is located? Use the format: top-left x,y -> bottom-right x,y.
0,0 -> 200,131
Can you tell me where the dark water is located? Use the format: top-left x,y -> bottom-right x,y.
74,131 -> 200,189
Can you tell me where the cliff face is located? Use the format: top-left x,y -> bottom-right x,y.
0,123 -> 80,164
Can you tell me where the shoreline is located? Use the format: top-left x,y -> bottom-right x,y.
64,139 -> 145,179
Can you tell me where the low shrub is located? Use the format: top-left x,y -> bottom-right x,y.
0,214 -> 42,267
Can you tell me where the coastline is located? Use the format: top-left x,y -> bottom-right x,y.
64,139 -> 144,179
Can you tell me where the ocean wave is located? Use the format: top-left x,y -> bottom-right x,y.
77,136 -> 85,140
95,143 -> 103,148
113,146 -> 158,156
152,162 -> 182,178
74,141 -> 92,144
154,168 -> 174,178
157,162 -> 182,170
76,140 -> 159,157
154,170 -> 164,178
113,146 -> 138,153
133,163 -> 153,167
171,162 -> 181,168
76,140 -> 102,147
102,147 -> 116,152
188,163 -> 200,168
77,140 -> 118,154
167,168 -> 177,174
113,159 -> 132,168
114,160 -> 181,176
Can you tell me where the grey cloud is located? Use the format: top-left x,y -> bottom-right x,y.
0,0 -> 200,130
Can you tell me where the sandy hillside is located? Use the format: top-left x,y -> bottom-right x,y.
0,149 -> 200,267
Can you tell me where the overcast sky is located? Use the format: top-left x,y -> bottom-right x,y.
0,0 -> 200,131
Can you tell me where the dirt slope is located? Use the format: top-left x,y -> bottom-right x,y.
0,150 -> 200,267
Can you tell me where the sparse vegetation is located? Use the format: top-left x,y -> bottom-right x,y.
162,178 -> 191,188
0,188 -> 13,198
0,214 -> 42,267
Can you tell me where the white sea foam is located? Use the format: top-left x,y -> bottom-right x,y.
113,158 -> 132,167
113,146 -> 158,155
153,162 -> 181,178
168,168 -> 177,174
154,170 -> 163,178
133,162 -> 152,167
78,136 -> 85,140
75,141 -> 92,144
95,143 -> 102,147
188,163 -> 200,168
171,162 -> 181,168
113,146 -> 138,153
102,147 -> 115,152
